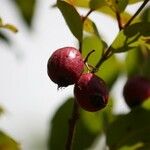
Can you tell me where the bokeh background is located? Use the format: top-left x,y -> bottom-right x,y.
0,0 -> 142,149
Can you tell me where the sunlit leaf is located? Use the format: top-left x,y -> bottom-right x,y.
65,0 -> 135,22
111,22 -> 150,53
57,0 -> 83,41
65,0 -> 89,7
1,24 -> 18,33
89,0 -> 105,10
106,107 -> 150,150
0,131 -> 20,150
142,98 -> 150,110
118,143 -> 144,150
82,35 -> 105,65
116,0 -> 129,12
0,18 -> 18,33
128,0 -> 144,4
83,18 -> 100,37
14,0 -> 36,27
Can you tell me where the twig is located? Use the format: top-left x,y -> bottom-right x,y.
92,47 -> 112,73
116,11 -> 123,30
65,101 -> 79,150
65,10 -> 95,148
93,0 -> 149,72
82,9 -> 94,22
124,0 -> 149,28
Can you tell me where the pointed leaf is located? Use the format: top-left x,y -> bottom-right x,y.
0,131 -> 20,150
57,0 -> 83,41
89,0 -> 105,10
111,22 -> 150,53
2,24 -> 18,33
14,0 -> 36,27
82,35 -> 105,66
116,0 -> 129,12
65,0 -> 89,8
83,18 -> 100,37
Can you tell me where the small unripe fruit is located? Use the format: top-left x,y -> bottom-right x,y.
47,47 -> 84,87
123,76 -> 150,108
74,73 -> 109,112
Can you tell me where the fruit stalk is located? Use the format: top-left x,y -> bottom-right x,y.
116,11 -> 123,30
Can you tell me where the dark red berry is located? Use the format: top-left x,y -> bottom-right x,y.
47,47 -> 84,87
123,76 -> 150,108
74,73 -> 109,112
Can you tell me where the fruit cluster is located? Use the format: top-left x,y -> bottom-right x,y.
47,47 -> 109,112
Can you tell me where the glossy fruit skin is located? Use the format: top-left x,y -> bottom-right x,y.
74,73 -> 109,112
123,76 -> 150,108
47,47 -> 84,87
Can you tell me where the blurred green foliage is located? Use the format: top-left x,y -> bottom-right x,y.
0,131 -> 20,150
14,0 -> 36,27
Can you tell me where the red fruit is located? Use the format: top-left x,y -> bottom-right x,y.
123,76 -> 150,108
47,47 -> 84,87
74,73 -> 109,112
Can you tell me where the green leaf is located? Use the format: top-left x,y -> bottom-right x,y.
65,0 -> 89,8
1,24 -> 18,33
0,131 -> 20,150
0,18 -> 18,33
82,35 -> 105,65
96,55 -> 121,89
141,7 -> 150,22
83,18 -> 100,37
89,0 -> 105,10
48,98 -> 100,150
0,106 -> 4,117
111,22 -> 150,53
14,0 -> 36,27
118,143 -> 144,150
128,0 -> 144,4
116,0 -> 129,12
125,47 -> 144,77
106,107 -> 150,150
57,0 -> 83,41
125,46 -> 150,78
